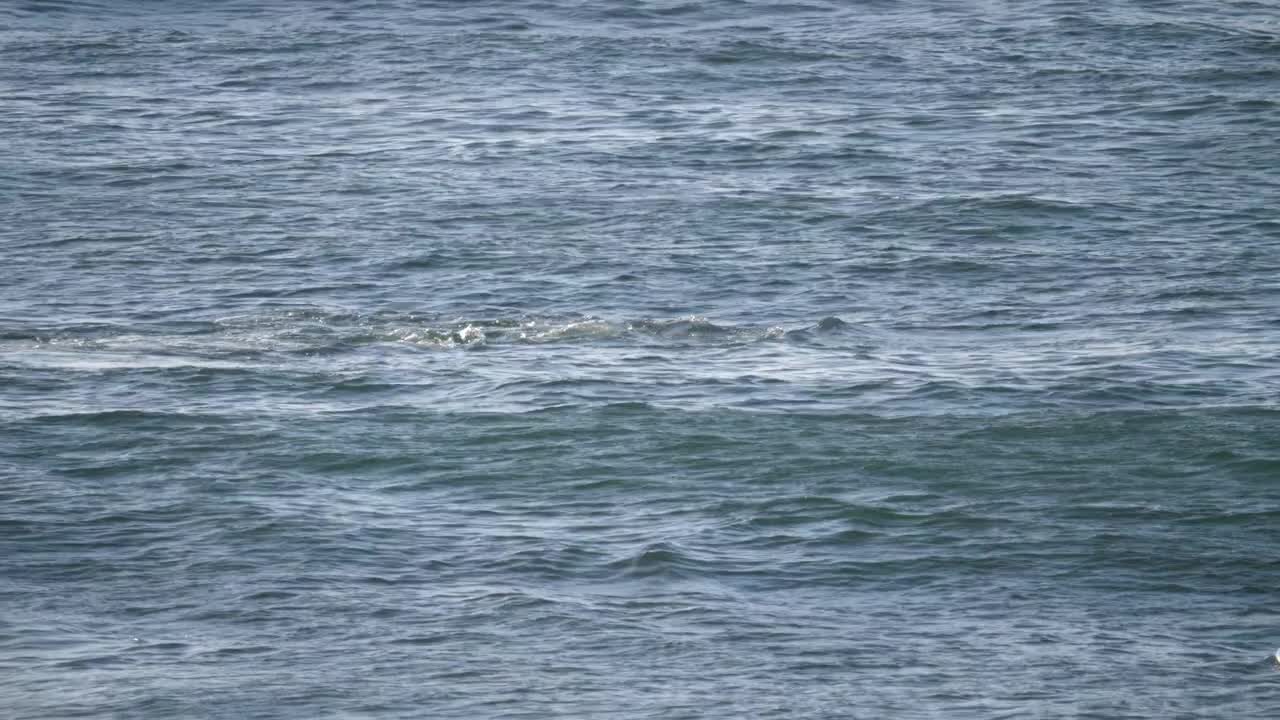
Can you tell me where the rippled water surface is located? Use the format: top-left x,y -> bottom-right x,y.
4,1 -> 1280,717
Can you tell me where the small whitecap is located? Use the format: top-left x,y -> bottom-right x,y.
456,325 -> 486,345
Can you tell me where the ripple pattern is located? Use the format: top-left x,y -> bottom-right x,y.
4,1 -> 1280,718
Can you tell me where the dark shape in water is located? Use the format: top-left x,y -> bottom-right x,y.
816,316 -> 850,332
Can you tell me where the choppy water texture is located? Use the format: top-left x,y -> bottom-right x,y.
4,1 -> 1280,717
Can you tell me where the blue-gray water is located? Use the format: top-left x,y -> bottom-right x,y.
3,1 -> 1280,717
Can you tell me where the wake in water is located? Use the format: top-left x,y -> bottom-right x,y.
6,310 -> 862,352
4,306 -> 1276,421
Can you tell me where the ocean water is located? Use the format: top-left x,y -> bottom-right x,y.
3,1 -> 1280,717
